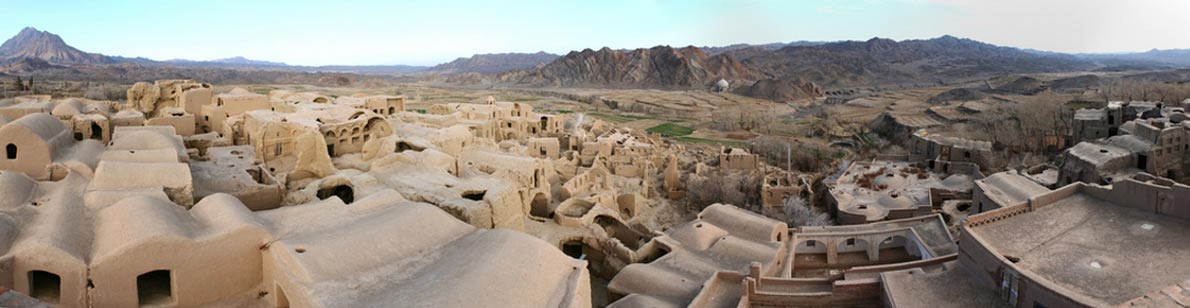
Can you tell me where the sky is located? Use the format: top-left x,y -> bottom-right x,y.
2,0 -> 1189,66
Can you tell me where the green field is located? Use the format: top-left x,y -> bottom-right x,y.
674,136 -> 750,148
588,112 -> 655,123
646,123 -> 694,136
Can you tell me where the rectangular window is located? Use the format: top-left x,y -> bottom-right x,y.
28,270 -> 61,304
138,270 -> 173,306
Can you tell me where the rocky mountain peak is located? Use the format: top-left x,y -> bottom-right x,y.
0,27 -> 113,65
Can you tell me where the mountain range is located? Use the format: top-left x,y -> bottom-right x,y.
722,35 -> 1099,88
1080,49 -> 1190,67
498,46 -> 757,89
427,52 -> 559,74
2,26 -> 1190,95
0,27 -> 426,75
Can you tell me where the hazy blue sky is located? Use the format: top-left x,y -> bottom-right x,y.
2,0 -> 1188,66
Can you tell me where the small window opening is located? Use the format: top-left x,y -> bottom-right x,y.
462,190 -> 486,201
137,270 -> 173,307
28,270 -> 61,304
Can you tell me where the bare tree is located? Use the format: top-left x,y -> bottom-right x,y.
783,196 -> 832,227
685,171 -> 762,212
1008,91 -> 1071,153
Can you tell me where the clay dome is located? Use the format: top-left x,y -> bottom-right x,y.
716,79 -> 730,88
942,174 -> 973,189
1169,113 -> 1187,124
228,87 -> 253,95
877,193 -> 914,209
873,173 -> 906,190
0,171 -> 36,210
51,100 -> 84,117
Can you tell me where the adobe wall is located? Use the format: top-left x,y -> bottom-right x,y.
145,114 -> 196,136
1081,176 -> 1190,220
0,126 -> 53,179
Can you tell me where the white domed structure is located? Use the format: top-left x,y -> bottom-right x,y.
715,79 -> 730,92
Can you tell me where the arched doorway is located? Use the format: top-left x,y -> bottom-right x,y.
5,144 -> 16,159
90,122 -> 103,140
530,192 -> 550,218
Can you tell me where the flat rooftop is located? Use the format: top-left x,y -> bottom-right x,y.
975,172 -> 1050,209
881,262 -> 1010,308
970,193 -> 1190,305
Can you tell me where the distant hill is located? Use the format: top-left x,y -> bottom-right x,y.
1048,74 -> 1104,92
491,35 -> 1111,92
154,57 -> 426,74
427,52 -> 558,74
4,26 -> 1190,91
0,27 -> 113,65
1081,49 -> 1190,67
0,27 -> 425,75
166,56 -> 288,67
732,78 -> 824,102
501,46 -> 758,89
729,35 -> 1098,88
701,41 -> 826,55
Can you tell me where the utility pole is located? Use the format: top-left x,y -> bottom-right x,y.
786,142 -> 791,172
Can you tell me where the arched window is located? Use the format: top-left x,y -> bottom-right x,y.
5,144 -> 16,159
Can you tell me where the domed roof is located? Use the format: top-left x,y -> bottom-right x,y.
848,203 -> 889,221
1140,108 -> 1164,119
941,174 -> 973,189
1170,113 -> 1187,124
0,171 -> 36,210
6,113 -> 68,141
228,87 -> 253,95
873,173 -> 907,190
51,100 -> 84,117
877,193 -> 914,209
716,79 -> 730,88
